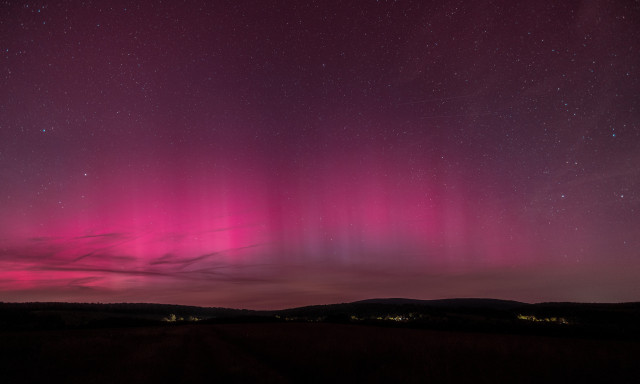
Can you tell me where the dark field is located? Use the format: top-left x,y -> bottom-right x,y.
2,322 -> 640,383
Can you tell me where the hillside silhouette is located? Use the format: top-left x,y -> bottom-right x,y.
2,299 -> 640,383
2,298 -> 640,339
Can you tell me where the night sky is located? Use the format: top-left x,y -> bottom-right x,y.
1,0 -> 639,309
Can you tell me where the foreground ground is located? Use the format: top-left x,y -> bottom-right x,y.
2,322 -> 639,383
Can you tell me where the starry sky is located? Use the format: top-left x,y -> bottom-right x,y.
1,0 -> 639,309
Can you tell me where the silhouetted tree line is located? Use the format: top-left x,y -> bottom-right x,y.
2,300 -> 640,338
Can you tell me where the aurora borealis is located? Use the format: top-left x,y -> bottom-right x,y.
1,0 -> 639,309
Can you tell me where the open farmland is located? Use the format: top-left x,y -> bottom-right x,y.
2,322 -> 639,383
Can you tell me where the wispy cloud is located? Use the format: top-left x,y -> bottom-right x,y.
0,230 -> 271,295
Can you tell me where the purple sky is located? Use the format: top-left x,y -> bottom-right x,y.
1,0 -> 639,309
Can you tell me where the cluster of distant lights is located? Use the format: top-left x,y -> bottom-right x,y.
517,314 -> 569,324
158,312 -> 571,325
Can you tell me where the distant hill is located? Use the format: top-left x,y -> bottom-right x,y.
0,302 -> 258,330
2,299 -> 640,339
354,298 -> 526,309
